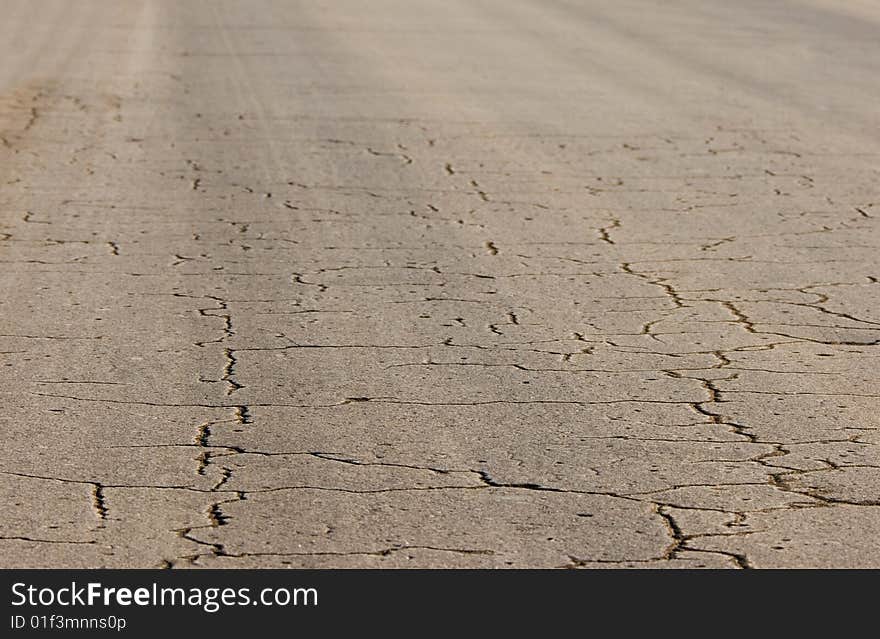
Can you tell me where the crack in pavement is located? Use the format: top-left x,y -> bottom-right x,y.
4,0 -> 880,569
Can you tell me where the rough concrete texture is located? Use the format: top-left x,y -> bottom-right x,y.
0,0 -> 878,568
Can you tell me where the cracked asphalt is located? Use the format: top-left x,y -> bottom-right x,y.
1,0 -> 879,569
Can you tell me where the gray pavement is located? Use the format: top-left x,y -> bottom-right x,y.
1,0 -> 878,568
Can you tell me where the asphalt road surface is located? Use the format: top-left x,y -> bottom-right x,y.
1,0 -> 879,568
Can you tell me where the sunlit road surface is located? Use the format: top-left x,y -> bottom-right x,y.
1,0 -> 878,568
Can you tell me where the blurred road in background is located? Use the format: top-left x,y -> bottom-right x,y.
1,0 -> 878,567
